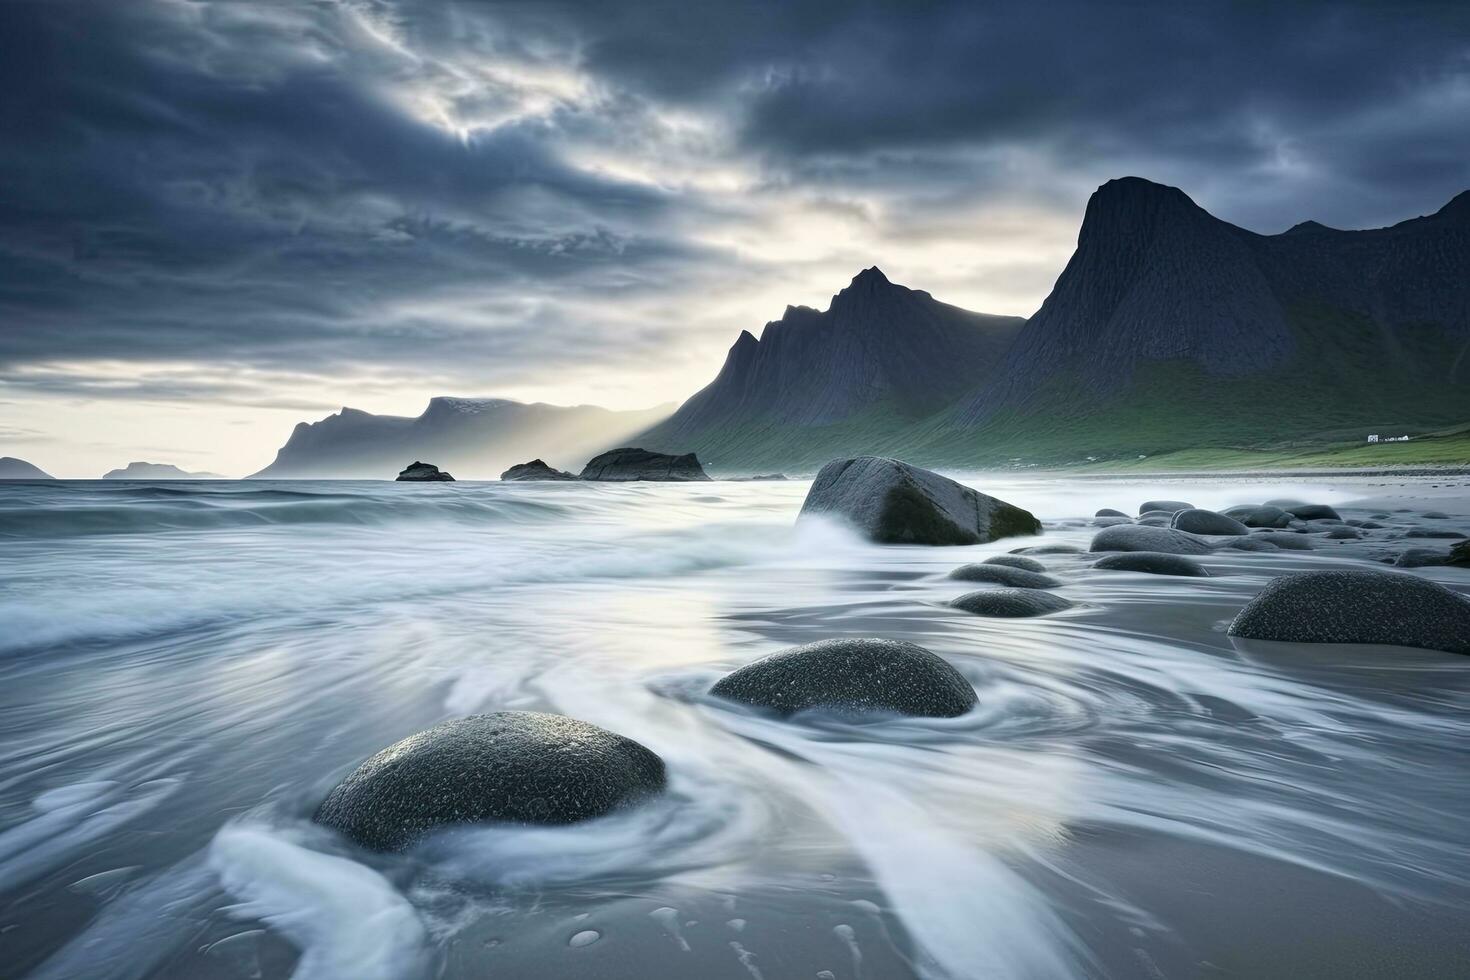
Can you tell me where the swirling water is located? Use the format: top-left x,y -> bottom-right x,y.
1,475 -> 1468,979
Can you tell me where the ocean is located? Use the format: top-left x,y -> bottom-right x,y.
2,475 -> 1468,979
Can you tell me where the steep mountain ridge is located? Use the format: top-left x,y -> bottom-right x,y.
639,267 -> 1024,470
955,177 -> 1470,426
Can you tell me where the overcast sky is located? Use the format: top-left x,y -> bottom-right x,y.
3,1 -> 1468,476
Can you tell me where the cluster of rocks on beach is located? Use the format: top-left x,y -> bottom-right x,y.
320,454 -> 1469,854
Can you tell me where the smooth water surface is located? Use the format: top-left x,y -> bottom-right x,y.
2,475 -> 1468,979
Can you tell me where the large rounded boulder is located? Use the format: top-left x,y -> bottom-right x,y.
799,456 -> 1040,546
1228,569 -> 1470,655
1171,509 -> 1249,536
315,712 -> 667,851
709,638 -> 976,718
1284,503 -> 1341,521
951,588 -> 1074,617
948,563 -> 1059,588
1092,552 -> 1209,577
1090,524 -> 1212,555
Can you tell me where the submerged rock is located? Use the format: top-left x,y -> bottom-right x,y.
1093,552 -> 1209,577
396,461 -> 454,482
1228,569 -> 1470,655
951,588 -> 1074,617
1404,528 -> 1467,539
1222,505 -> 1293,529
500,459 -> 578,481
1011,544 -> 1083,555
1451,541 -> 1470,567
1391,547 -> 1451,568
1248,532 -> 1314,551
315,712 -> 666,850
1323,527 -> 1361,540
1284,503 -> 1340,521
1090,525 -> 1212,555
799,456 -> 1040,546
709,638 -> 976,719
1095,508 -> 1129,518
1171,509 -> 1249,536
1224,537 -> 1280,552
1139,499 -> 1193,515
983,554 -> 1047,573
580,447 -> 711,482
947,564 -> 1059,588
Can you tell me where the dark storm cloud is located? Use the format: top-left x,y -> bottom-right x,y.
1,0 -> 1467,398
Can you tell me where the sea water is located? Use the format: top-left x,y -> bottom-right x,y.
1,476 -> 1468,978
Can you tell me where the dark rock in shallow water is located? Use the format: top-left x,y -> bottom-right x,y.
396,461 -> 454,482
1171,509 -> 1249,536
1093,552 -> 1209,577
1090,524 -> 1212,555
500,459 -> 578,481
1139,499 -> 1193,515
798,456 -> 1039,546
1347,519 -> 1384,529
728,473 -> 788,481
1323,527 -> 1361,540
1092,516 -> 1133,527
983,554 -> 1047,573
1392,548 -> 1451,568
947,564 -> 1059,588
580,447 -> 711,482
709,638 -> 975,719
1224,536 -> 1279,552
1095,508 -> 1129,518
1422,511 -> 1450,519
1450,541 -> 1470,567
951,588 -> 1074,617
1011,544 -> 1083,555
1223,505 -> 1293,529
1248,532 -> 1314,551
1229,569 -> 1470,655
315,712 -> 666,851
1284,503 -> 1340,521
1404,528 -> 1467,539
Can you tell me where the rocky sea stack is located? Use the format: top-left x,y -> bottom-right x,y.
1228,569 -> 1470,655
315,711 -> 667,851
709,638 -> 976,719
500,459 -> 578,481
580,447 -> 711,482
799,456 -> 1040,546
396,461 -> 454,481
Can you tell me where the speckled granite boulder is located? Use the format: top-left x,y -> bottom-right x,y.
799,456 -> 1040,546
947,563 -> 1059,588
315,712 -> 666,850
1092,552 -> 1209,577
983,554 -> 1047,573
1090,525 -> 1212,555
1171,509 -> 1249,536
1223,505 -> 1293,529
1228,569 -> 1470,655
951,588 -> 1074,617
709,638 -> 976,718
1139,499 -> 1193,515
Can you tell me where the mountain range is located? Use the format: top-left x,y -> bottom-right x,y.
249,397 -> 672,479
103,462 -> 224,480
637,177 -> 1470,471
250,176 -> 1468,477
